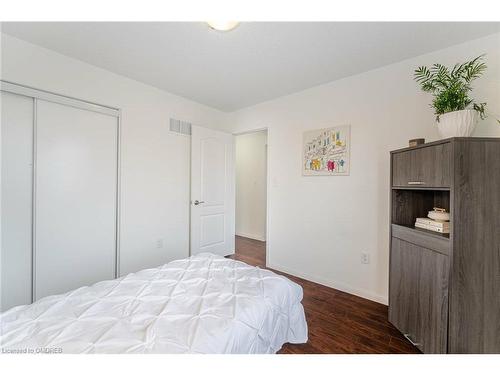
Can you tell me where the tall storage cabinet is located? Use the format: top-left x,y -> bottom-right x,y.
388,137 -> 500,354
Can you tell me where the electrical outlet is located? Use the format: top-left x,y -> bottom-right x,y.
156,239 -> 164,249
361,252 -> 370,264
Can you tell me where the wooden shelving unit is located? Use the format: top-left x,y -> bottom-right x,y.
388,137 -> 500,354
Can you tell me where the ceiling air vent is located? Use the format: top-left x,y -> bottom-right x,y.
169,118 -> 192,136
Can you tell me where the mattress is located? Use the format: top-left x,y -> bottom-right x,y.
0,253 -> 308,353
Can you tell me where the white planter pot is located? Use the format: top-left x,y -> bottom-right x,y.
437,109 -> 478,138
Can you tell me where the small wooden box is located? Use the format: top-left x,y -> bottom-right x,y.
409,138 -> 425,147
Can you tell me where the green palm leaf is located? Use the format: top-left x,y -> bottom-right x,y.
414,55 -> 487,120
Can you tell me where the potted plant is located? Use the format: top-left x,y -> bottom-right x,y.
414,55 -> 487,138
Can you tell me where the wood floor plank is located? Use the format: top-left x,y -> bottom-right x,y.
229,235 -> 420,354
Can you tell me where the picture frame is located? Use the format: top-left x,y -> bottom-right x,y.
302,125 -> 351,176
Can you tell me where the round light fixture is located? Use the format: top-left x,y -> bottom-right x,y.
207,21 -> 240,32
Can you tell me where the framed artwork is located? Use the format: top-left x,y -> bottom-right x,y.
302,125 -> 350,176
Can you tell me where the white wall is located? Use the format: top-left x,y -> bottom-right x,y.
227,33 -> 500,304
235,131 -> 267,241
0,33 -> 229,276
2,31 -> 499,305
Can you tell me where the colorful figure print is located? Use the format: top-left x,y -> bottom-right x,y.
327,160 -> 335,171
303,125 -> 350,176
311,159 -> 321,170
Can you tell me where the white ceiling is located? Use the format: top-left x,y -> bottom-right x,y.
1,22 -> 499,112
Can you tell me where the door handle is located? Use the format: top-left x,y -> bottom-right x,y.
407,181 -> 425,185
193,200 -> 205,206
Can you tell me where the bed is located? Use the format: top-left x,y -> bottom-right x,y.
0,253 -> 308,353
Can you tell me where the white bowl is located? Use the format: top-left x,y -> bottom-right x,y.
428,210 -> 450,222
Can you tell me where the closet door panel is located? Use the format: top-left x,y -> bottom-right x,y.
35,100 -> 118,299
1,92 -> 34,311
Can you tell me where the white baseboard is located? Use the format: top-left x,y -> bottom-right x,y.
235,232 -> 266,242
267,261 -> 388,305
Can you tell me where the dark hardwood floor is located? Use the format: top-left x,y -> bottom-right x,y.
229,235 -> 420,354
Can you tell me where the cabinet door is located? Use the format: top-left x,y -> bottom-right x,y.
416,244 -> 449,354
392,143 -> 451,188
389,237 -> 420,348
389,237 -> 449,353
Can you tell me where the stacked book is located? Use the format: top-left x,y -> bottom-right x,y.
415,217 -> 450,234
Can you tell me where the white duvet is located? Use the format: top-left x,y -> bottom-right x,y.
0,253 -> 307,354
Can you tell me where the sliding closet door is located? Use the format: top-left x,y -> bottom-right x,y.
35,100 -> 118,299
1,92 -> 34,311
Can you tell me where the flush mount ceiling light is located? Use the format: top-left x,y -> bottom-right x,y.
207,21 -> 240,32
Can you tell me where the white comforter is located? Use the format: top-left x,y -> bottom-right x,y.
0,253 -> 307,354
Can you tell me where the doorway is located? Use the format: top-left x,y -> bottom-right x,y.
234,130 -> 268,267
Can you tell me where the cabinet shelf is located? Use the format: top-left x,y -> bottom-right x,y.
391,224 -> 450,256
392,223 -> 450,240
391,186 -> 451,191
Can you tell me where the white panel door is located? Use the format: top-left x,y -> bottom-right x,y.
1,92 -> 34,311
35,100 -> 118,299
190,125 -> 235,256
